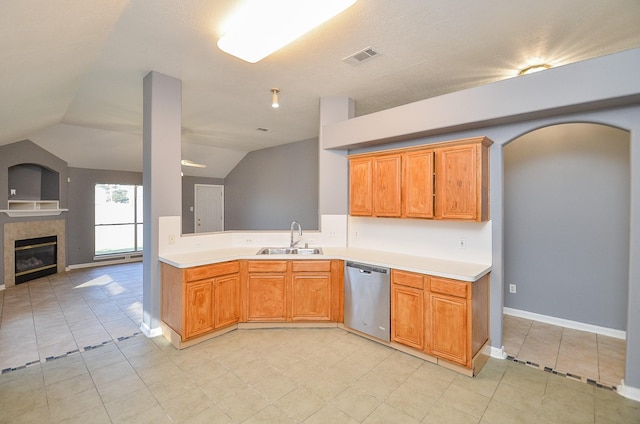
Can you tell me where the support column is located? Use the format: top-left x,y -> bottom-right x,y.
141,71 -> 182,337
318,97 -> 354,216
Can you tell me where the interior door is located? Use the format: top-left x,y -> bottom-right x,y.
195,184 -> 224,233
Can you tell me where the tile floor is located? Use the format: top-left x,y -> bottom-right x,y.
503,314 -> 626,388
0,263 -> 638,423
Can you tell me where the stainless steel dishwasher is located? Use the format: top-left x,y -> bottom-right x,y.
344,261 -> 391,342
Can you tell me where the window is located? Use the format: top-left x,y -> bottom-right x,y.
95,184 -> 143,256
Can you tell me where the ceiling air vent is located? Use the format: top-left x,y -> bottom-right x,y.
343,46 -> 380,65
256,127 -> 271,132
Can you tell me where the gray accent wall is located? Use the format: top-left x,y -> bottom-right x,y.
0,140 -> 69,284
66,167 -> 142,266
225,138 -> 319,231
181,176 -> 225,234
504,124 -> 630,330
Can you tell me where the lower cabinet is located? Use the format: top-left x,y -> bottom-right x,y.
391,269 -> 489,370
184,280 -> 214,338
244,260 -> 340,323
391,270 -> 425,351
291,260 -> 332,321
161,260 -> 240,341
246,260 -> 288,321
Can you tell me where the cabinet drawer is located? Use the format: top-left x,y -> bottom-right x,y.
247,260 -> 287,273
185,261 -> 239,282
430,277 -> 468,298
391,269 -> 424,289
291,260 -> 331,273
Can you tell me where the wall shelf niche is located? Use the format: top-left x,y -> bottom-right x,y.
1,200 -> 68,217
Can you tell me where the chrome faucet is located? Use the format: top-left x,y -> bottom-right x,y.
290,221 -> 302,248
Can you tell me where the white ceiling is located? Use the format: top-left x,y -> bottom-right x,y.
2,0 -> 640,178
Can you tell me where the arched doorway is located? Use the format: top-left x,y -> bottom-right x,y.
502,123 -> 630,387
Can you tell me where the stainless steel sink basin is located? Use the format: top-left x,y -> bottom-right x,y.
256,247 -> 323,255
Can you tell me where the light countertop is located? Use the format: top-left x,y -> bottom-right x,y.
159,247 -> 491,282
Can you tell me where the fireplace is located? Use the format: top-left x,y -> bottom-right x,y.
15,235 -> 58,284
4,220 -> 66,288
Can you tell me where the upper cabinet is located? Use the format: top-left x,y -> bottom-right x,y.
434,141 -> 490,221
349,136 -> 492,222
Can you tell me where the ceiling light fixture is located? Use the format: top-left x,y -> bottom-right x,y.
519,63 -> 551,75
181,159 -> 207,168
271,88 -> 280,108
217,0 -> 358,63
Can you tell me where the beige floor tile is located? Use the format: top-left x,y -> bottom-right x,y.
216,387 -> 270,422
103,387 -> 159,422
500,363 -> 549,397
95,372 -> 147,403
253,371 -> 298,401
303,404 -> 360,424
89,359 -> 136,386
363,402 -> 421,424
243,404 -> 297,424
422,401 -> 480,424
330,385 -> 384,422
200,371 -> 249,401
385,380 -> 437,420
440,383 -> 491,418
275,386 -> 326,422
181,405 -> 233,424
353,369 -> 403,400
121,404 -> 173,424
41,354 -> 88,386
480,399 -> 539,424
48,387 -> 104,422
160,387 -> 213,423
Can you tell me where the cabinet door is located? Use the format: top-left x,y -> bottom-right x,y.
184,280 -> 214,339
403,150 -> 434,218
291,273 -> 331,321
349,157 -> 373,216
391,284 -> 424,350
429,293 -> 468,365
373,154 -> 402,217
435,144 -> 479,220
214,274 -> 240,329
247,274 -> 287,321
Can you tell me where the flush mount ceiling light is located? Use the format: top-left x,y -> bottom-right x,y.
271,88 -> 280,108
181,159 -> 207,168
519,63 -> 551,75
217,0 -> 358,63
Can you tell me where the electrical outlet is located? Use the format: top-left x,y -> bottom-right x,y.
509,284 -> 516,294
168,234 -> 176,245
458,238 -> 466,249
245,239 -> 252,244
354,231 -> 359,238
328,231 -> 336,238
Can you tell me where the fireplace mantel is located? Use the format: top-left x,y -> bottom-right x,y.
1,200 -> 68,217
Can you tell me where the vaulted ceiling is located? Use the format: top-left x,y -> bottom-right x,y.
2,0 -> 640,177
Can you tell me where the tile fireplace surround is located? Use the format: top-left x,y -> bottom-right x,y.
3,220 -> 66,288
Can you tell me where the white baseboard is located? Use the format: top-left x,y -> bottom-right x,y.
503,307 -> 626,340
491,345 -> 507,359
139,322 -> 163,338
618,380 -> 640,401
66,256 -> 143,271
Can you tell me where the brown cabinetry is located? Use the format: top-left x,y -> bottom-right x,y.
246,261 -> 288,321
434,141 -> 489,221
390,269 -> 489,371
161,260 -> 240,341
349,156 -> 373,216
402,149 -> 435,218
349,154 -> 402,217
391,270 -> 426,350
348,137 -> 491,221
243,259 -> 343,323
291,261 -> 332,321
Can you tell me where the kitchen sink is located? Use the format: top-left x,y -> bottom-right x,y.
256,247 -> 323,255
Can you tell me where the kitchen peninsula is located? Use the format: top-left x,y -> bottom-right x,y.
159,247 -> 491,376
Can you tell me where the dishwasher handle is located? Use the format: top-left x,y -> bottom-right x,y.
346,261 -> 389,275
